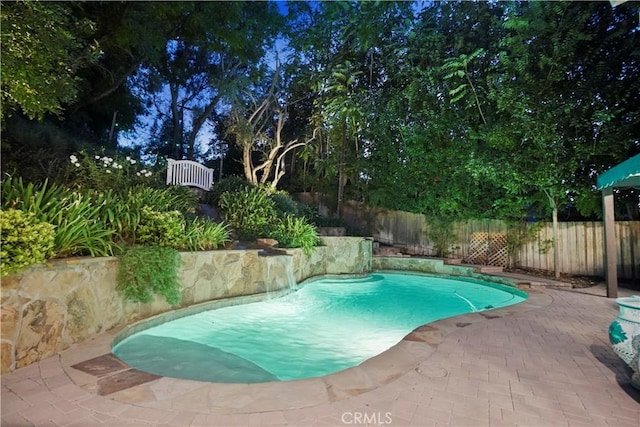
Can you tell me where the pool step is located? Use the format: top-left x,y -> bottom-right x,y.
489,271 -> 573,289
473,265 -> 505,274
447,261 -> 505,274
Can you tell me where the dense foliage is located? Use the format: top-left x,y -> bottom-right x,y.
0,209 -> 55,277
217,184 -> 320,253
1,1 -> 100,120
269,214 -> 320,256
0,152 -> 230,300
285,1 -> 639,221
219,187 -> 278,240
136,207 -> 185,248
2,0 -> 638,223
207,176 -> 252,206
1,177 -> 115,258
181,218 -> 230,251
117,245 -> 181,305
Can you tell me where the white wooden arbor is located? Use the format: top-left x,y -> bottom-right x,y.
166,159 -> 215,191
596,154 -> 640,298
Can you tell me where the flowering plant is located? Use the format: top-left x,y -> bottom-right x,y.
67,151 -> 156,193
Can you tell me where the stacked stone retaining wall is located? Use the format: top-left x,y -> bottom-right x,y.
1,237 -> 371,373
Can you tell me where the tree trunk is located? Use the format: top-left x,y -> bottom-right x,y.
169,83 -> 182,159
186,98 -> 220,160
243,144 -> 255,184
336,120 -> 347,219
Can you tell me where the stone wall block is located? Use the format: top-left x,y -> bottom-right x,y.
178,268 -> 198,294
88,258 -> 118,302
291,248 -> 323,281
137,295 -> 173,319
16,299 -> 65,368
1,306 -> 20,341
98,292 -> 126,332
77,258 -> 123,332
1,342 -> 14,373
222,251 -> 243,266
64,286 -> 101,344
0,273 -> 23,292
180,286 -> 194,307
220,254 -> 242,279
179,252 -> 198,271
192,263 -> 221,303
0,304 -> 20,374
18,269 -> 59,299
123,301 -> 144,324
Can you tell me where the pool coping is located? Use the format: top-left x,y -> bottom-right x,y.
57,275 -> 551,415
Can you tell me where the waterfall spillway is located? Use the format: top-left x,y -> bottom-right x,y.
260,250 -> 297,297
285,257 -> 297,291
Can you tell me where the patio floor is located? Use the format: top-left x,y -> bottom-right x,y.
2,276 -> 639,426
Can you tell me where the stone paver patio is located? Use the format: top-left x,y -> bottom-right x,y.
2,277 -> 639,426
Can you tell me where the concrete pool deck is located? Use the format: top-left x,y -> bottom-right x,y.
2,276 -> 639,426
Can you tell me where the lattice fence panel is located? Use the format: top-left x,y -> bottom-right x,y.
487,232 -> 509,267
467,232 -> 489,264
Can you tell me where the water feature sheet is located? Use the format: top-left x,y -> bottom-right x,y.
112,272 -> 526,383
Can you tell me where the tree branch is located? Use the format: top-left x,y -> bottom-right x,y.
71,60 -> 141,112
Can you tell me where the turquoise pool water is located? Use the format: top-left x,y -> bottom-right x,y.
112,272 -> 526,383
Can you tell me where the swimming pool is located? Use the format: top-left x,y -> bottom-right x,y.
112,272 -> 526,383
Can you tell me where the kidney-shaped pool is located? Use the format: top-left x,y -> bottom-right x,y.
112,272 -> 526,383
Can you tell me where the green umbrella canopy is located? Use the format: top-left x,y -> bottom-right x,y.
596,154 -> 640,190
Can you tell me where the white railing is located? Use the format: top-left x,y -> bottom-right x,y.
166,159 -> 214,191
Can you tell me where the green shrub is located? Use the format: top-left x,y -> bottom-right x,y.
181,218 -> 230,251
1,177 -> 115,257
297,203 -> 321,225
137,206 -> 185,247
98,189 -> 141,245
219,187 -> 277,240
268,214 -> 319,256
271,192 -> 301,217
98,186 -> 197,246
1,176 -> 65,214
207,176 -> 251,205
127,185 -> 197,214
117,245 -> 181,305
52,192 -> 115,257
0,209 -> 55,276
426,216 -> 459,257
141,185 -> 198,214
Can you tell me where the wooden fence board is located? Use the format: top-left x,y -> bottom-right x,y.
341,201 -> 639,279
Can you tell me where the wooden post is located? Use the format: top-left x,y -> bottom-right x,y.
602,187 -> 618,298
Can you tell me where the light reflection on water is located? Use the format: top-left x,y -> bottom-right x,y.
113,272 -> 526,382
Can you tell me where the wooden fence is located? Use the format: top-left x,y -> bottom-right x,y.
340,200 -> 640,280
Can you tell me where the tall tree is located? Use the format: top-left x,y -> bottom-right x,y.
227,67 -> 317,188
444,1 -> 640,274
288,1 -> 413,216
362,0 -> 639,227
362,0 -> 509,219
138,1 -> 282,161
